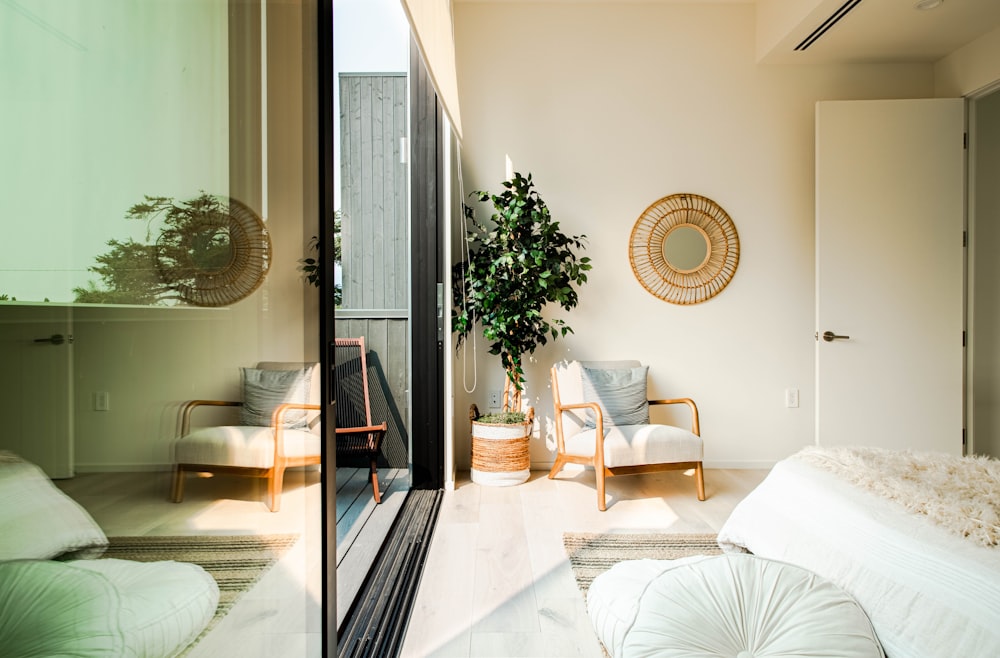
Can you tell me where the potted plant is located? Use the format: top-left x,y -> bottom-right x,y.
452,172 -> 591,485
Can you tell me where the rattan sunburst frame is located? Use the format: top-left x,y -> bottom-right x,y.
156,197 -> 272,307
629,193 -> 739,305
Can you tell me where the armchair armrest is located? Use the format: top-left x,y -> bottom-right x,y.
273,403 -> 323,459
178,399 -> 242,437
553,401 -> 608,463
649,398 -> 700,436
272,403 -> 322,428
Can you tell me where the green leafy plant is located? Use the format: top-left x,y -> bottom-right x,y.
476,411 -> 528,425
452,172 -> 591,414
300,211 -> 342,307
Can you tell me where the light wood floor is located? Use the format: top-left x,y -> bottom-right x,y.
400,466 -> 769,658
56,466 -> 767,658
55,466 -> 406,658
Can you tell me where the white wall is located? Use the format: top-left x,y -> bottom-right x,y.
451,1 -> 935,469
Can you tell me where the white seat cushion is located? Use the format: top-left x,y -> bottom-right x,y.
174,426 -> 320,468
565,424 -> 703,468
0,558 -> 219,658
588,553 -> 884,658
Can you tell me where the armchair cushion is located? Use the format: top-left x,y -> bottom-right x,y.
239,366 -> 314,428
174,426 -> 320,469
566,424 -> 703,468
581,366 -> 650,428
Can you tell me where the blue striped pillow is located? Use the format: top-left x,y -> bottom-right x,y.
240,367 -> 313,428
581,366 -> 650,428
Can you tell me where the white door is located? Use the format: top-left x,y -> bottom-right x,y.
816,99 -> 965,454
0,305 -> 74,478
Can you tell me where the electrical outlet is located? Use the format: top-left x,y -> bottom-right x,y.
94,391 -> 110,411
785,388 -> 799,408
488,390 -> 502,409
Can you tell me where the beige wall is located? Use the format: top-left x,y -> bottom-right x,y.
935,24 -> 1000,98
451,2 -> 937,468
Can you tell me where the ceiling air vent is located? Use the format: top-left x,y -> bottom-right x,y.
794,0 -> 864,51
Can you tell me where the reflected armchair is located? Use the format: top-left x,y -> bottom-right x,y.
171,362 -> 320,512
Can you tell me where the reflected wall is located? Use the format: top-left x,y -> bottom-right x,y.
0,0 -> 319,474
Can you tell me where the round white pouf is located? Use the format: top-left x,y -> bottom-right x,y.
587,553 -> 884,658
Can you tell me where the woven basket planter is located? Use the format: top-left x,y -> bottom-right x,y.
470,408 -> 532,487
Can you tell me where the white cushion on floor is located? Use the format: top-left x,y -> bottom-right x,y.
565,424 -> 702,468
0,451 -> 108,560
73,558 -> 219,657
175,425 -> 320,468
0,558 -> 219,658
588,553 -> 883,658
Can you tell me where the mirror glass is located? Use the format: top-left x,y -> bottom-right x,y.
663,224 -> 710,272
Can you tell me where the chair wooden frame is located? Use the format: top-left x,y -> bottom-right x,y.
171,398 -> 320,513
547,364 -> 706,511
334,337 -> 388,504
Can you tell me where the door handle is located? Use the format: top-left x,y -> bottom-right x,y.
821,331 -> 850,342
34,334 -> 73,345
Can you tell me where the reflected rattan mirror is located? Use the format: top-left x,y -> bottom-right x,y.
629,193 -> 739,305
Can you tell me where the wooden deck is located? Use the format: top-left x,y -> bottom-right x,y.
336,466 -> 409,629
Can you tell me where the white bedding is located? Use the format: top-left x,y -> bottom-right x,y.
717,455 -> 1000,658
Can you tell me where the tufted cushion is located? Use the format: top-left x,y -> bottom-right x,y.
174,425 -> 320,468
73,559 -> 219,657
0,451 -> 108,560
588,553 -> 884,658
0,558 -> 218,658
565,424 -> 702,468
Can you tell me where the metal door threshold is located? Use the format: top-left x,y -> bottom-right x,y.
338,488 -> 443,658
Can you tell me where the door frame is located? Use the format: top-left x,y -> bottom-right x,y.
966,79 -> 1000,457
409,37 -> 446,489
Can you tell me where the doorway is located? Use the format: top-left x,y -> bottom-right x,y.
969,85 -> 1000,460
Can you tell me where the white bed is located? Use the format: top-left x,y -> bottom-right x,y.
717,448 -> 1000,658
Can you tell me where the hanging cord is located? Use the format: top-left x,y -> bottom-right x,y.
456,142 -> 477,394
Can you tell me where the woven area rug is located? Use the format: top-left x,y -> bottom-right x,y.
103,534 -> 300,653
563,532 -> 722,596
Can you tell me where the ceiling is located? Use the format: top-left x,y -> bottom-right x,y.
755,0 -> 1000,65
459,0 -> 1000,66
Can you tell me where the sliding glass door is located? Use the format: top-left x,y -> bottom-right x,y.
1,2 -> 322,654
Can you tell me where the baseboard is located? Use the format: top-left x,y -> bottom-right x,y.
73,463 -> 324,474
530,460 -> 776,471
74,463 -> 172,473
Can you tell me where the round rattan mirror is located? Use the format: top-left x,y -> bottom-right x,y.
155,197 -> 271,307
629,193 -> 739,305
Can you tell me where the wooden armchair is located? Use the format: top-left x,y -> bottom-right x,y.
549,360 -> 705,511
334,338 -> 388,503
171,361 -> 320,512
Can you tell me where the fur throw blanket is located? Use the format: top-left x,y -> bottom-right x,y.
793,446 -> 1000,548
